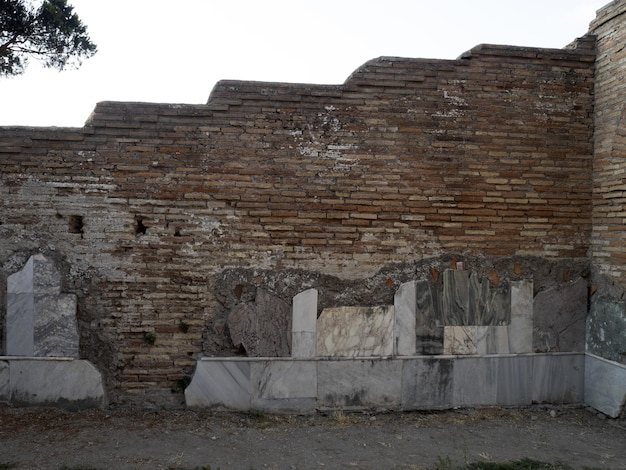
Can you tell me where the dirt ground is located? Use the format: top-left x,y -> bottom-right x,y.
0,405 -> 624,470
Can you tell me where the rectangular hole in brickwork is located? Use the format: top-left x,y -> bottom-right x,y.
68,215 -> 84,236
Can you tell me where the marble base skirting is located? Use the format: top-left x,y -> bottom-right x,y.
0,357 -> 106,409
185,353 -> 586,413
584,353 -> 626,418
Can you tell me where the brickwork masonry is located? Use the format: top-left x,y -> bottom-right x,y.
0,17 -> 616,406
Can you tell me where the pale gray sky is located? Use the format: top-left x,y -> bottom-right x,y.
0,0 -> 609,127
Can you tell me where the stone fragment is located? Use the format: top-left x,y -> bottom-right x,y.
317,306 -> 394,357
533,278 -> 587,352
292,289 -> 318,358
228,289 -> 291,357
393,281 -> 417,356
6,254 -> 79,358
586,297 -> 626,363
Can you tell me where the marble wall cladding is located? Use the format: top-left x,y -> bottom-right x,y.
531,353 -> 584,404
443,326 -> 510,355
533,278 -> 587,353
185,359 -> 252,410
586,297 -> 626,363
317,359 -> 402,409
584,354 -> 626,418
6,254 -> 79,358
8,358 -> 105,409
393,281 -> 417,356
251,360 -> 317,412
292,289 -> 318,358
443,270 -> 470,325
509,280 -> 533,354
316,306 -> 394,357
401,357 -> 453,409
415,280 -> 444,354
452,356 -> 498,406
0,361 -> 9,402
228,289 -> 292,357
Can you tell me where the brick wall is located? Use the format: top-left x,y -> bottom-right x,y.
590,0 -> 626,282
0,35 -> 596,405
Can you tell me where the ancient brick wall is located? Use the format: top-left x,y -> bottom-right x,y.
590,1 -> 626,283
0,36 -> 596,406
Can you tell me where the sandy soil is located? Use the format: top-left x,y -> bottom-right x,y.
0,405 -> 624,469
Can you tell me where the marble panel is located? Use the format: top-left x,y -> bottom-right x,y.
7,255 -> 35,294
316,306 -> 394,357
586,298 -> 626,363
291,332 -> 316,359
401,358 -> 453,409
444,326 -> 487,355
394,281 -> 417,356
0,361 -> 9,402
531,354 -> 584,404
317,359 -> 402,409
185,359 -> 251,410
9,358 -> 105,409
509,280 -> 533,354
34,293 -> 79,358
479,326 -> 510,355
415,280 -> 444,354
584,354 -> 626,418
533,278 -> 587,353
292,289 -> 318,358
452,357 -> 498,406
6,293 -> 34,356
228,289 -> 291,357
495,356 -> 532,406
250,360 -> 317,412
443,270 -> 470,325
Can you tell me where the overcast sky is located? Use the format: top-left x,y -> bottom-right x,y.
0,0 -> 610,127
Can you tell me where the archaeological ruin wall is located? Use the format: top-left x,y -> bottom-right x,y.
1,2 -> 624,410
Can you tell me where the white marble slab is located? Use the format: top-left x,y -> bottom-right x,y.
185,359 -> 251,410
444,326 -> 488,355
452,356 -> 498,406
509,280 -> 533,354
6,293 -> 34,356
401,357 -> 453,409
292,289 -> 318,358
8,358 -> 105,409
251,360 -> 317,412
316,306 -> 394,357
394,281 -> 417,356
495,356 -> 532,406
317,359 -> 402,409
584,354 -> 626,418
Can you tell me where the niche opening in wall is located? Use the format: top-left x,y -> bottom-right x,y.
68,215 -> 84,236
135,217 -> 147,236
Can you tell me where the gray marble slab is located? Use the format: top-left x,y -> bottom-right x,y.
495,356 -> 532,406
533,278 -> 587,353
443,270 -> 470,325
9,358 -> 105,409
317,359 -> 402,409
584,354 -> 626,418
509,280 -> 533,354
452,357 -> 498,406
292,289 -> 318,358
481,326 -> 510,355
586,297 -> 626,363
317,306 -> 394,357
394,281 -> 417,356
6,293 -> 34,356
531,354 -> 584,404
401,358 -> 453,409
0,361 -> 9,402
415,280 -> 444,354
6,254 -> 79,358
185,359 -> 251,410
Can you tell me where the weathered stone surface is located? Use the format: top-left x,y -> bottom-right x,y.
185,359 -> 251,410
533,278 -> 587,352
401,357 -> 453,409
509,280 -> 533,354
584,353 -> 626,418
317,306 -> 394,357
6,254 -> 79,358
586,297 -> 626,363
443,270 -> 470,325
228,289 -> 291,357
393,281 -> 417,356
415,280 -> 444,354
292,289 -> 318,358
7,358 -> 105,409
531,354 -> 584,404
